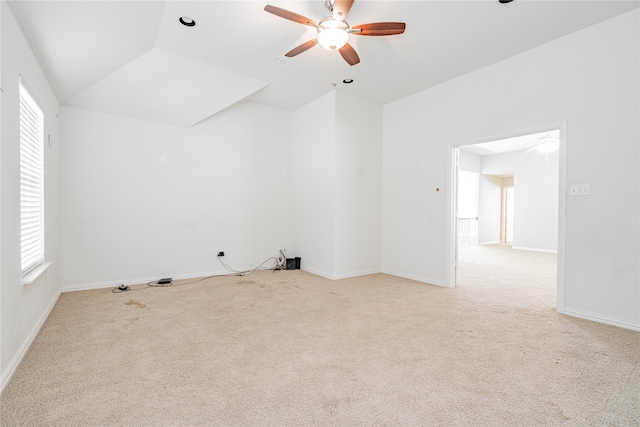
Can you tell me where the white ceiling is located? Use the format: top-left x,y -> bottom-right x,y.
8,0 -> 639,127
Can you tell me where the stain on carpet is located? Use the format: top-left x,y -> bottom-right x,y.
124,317 -> 139,328
125,300 -> 146,309
548,401 -> 570,421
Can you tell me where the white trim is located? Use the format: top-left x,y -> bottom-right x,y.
445,146 -> 458,288
21,261 -> 52,287
563,308 -> 640,331
556,122 -> 568,314
299,266 -> 335,280
512,246 -> 558,254
478,241 -> 501,246
332,269 -> 381,280
61,269 -> 230,292
299,267 -> 382,281
0,288 -> 61,394
381,269 -> 448,288
279,267 -> 444,285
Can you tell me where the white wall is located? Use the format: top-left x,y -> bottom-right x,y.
292,91 -> 383,279
333,91 -> 382,278
381,128 -> 449,286
513,151 -> 559,252
292,92 -> 336,276
459,150 -> 481,173
477,174 -> 502,245
59,102 -> 293,289
383,10 -> 639,329
482,152 -> 518,176
1,0 -> 61,388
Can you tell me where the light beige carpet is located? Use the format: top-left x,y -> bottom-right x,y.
1,245 -> 638,426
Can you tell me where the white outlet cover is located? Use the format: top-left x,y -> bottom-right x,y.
570,184 -> 591,196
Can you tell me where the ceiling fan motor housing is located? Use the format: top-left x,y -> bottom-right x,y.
325,0 -> 334,12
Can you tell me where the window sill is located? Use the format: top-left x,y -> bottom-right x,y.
22,262 -> 52,287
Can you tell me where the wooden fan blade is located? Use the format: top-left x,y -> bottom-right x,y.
264,5 -> 317,27
352,22 -> 406,36
332,0 -> 354,20
285,39 -> 319,57
339,43 -> 360,66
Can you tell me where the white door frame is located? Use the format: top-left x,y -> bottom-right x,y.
445,121 -> 568,313
502,185 -> 514,243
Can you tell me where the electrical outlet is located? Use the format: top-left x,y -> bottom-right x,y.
570,184 -> 591,196
218,251 -> 225,257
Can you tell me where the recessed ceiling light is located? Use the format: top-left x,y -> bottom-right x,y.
343,79 -> 354,84
179,16 -> 196,27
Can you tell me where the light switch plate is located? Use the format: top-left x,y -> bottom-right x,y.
570,184 -> 590,196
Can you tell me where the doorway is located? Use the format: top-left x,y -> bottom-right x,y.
457,170 -> 479,248
447,124 -> 567,312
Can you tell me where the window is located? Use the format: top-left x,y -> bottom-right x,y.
19,82 -> 45,276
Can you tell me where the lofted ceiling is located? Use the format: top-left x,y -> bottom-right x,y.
7,0 -> 639,127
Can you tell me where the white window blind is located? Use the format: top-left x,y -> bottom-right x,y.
19,82 -> 45,275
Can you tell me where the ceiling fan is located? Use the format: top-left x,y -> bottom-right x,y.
264,0 -> 406,66
524,134 -> 560,154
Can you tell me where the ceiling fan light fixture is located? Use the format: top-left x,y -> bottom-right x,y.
536,135 -> 560,153
317,18 -> 349,50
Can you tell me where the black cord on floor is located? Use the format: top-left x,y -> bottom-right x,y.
217,255 -> 280,275
111,284 -> 137,293
111,256 -> 282,294
147,280 -> 172,288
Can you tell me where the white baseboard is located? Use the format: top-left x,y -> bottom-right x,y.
333,269 -> 380,280
563,307 -> 640,331
297,266 -> 331,279
61,269 -> 231,292
381,268 -> 448,288
478,241 -> 501,246
298,267 -> 373,281
0,288 -> 61,394
512,246 -> 558,254
300,267 -> 383,281
332,269 -> 381,280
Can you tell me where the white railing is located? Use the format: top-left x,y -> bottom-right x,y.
458,217 -> 478,248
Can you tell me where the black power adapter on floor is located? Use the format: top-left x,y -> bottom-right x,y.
157,278 -> 172,285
